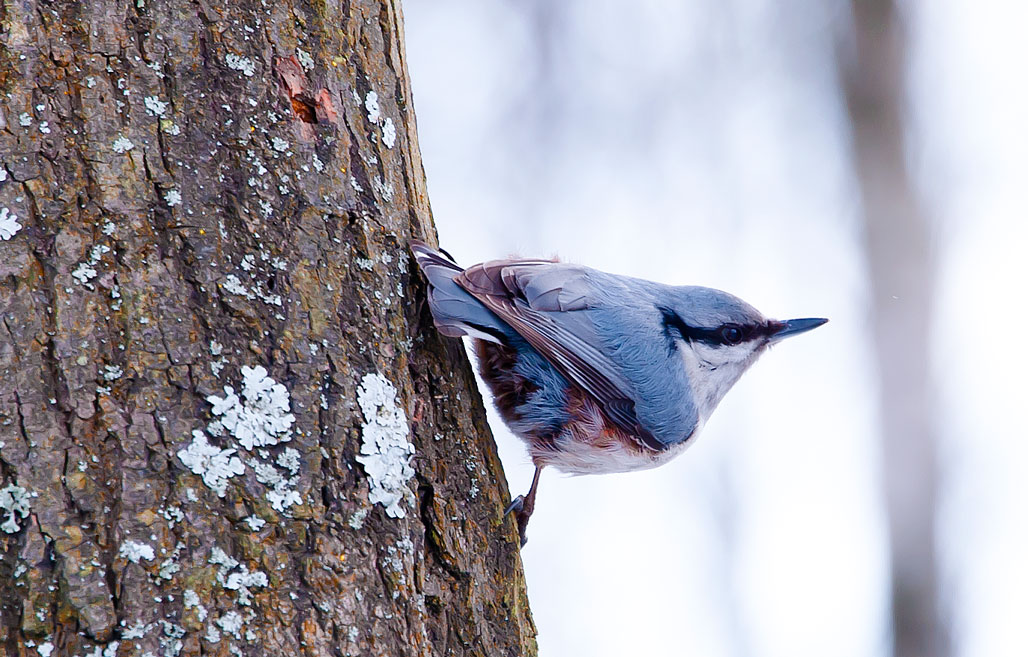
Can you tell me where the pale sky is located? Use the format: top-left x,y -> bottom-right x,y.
404,2 -> 1026,655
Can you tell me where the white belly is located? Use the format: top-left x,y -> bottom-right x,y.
530,434 -> 696,475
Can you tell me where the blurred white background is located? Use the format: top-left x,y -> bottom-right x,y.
403,2 -> 1028,656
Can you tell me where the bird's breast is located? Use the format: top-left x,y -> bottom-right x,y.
529,387 -> 697,475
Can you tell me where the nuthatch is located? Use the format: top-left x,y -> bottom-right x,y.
411,240 -> 826,546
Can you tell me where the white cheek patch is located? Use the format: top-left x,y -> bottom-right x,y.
690,342 -> 749,370
679,342 -> 757,419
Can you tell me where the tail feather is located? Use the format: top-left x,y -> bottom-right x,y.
410,240 -> 508,343
410,239 -> 462,274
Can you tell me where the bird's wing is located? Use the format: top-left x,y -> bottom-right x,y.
456,259 -> 667,451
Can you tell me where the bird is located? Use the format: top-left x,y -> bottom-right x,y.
410,240 -> 826,546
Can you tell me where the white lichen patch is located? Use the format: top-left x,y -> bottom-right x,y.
258,287 -> 283,307
177,430 -> 245,497
297,48 -> 314,71
348,507 -> 369,530
226,53 -> 256,77
207,366 -> 294,450
121,620 -> 150,640
19,113 -> 33,127
219,264 -> 283,308
265,484 -> 301,512
89,244 -> 110,262
355,373 -> 414,518
383,537 -> 415,589
204,624 -> 221,643
0,207 -> 22,241
144,96 -> 169,117
224,566 -> 268,605
158,557 -> 181,580
72,243 -> 111,290
250,456 -> 302,512
276,447 -> 300,474
222,274 -> 254,299
160,620 -> 186,656
209,546 -> 239,582
111,136 -> 134,153
251,460 -> 281,487
216,611 -> 243,640
72,263 -> 96,286
243,515 -> 265,531
371,175 -> 394,202
160,505 -> 184,524
0,484 -> 31,533
185,355 -> 301,516
382,117 -> 396,148
184,589 -> 208,622
164,189 -> 182,207
119,540 -> 156,563
364,90 -> 380,123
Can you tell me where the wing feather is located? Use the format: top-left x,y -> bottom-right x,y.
456,260 -> 665,451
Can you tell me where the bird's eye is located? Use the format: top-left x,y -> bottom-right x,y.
721,325 -> 743,345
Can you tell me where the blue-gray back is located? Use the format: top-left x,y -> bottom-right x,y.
456,259 -> 700,448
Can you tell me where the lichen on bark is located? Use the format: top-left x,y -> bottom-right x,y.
0,1 -> 536,655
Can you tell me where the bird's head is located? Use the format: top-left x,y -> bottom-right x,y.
659,286 -> 827,420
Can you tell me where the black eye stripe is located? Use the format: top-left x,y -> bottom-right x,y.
660,309 -> 723,346
659,309 -> 767,347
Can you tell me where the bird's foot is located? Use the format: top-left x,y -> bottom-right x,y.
505,466 -> 543,548
504,495 -> 533,547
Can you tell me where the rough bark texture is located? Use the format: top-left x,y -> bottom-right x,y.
0,1 -> 536,656
837,3 -> 943,656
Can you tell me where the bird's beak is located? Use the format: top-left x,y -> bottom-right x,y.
768,317 -> 828,342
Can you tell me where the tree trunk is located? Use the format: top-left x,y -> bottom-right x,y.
836,3 -> 943,656
0,1 -> 536,656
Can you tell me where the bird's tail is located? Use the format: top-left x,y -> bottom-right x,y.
410,240 -> 507,343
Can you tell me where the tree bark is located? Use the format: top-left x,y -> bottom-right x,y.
836,3 -> 943,656
0,1 -> 536,656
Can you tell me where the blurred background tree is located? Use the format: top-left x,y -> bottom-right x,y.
837,2 -> 943,655
406,1 -> 1028,656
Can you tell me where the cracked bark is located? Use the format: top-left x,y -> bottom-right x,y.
0,1 -> 536,656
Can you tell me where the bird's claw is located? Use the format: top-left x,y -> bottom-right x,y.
505,494 -> 532,547
504,495 -> 525,516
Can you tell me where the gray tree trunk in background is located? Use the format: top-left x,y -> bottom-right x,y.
0,1 -> 535,655
837,2 -> 943,656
